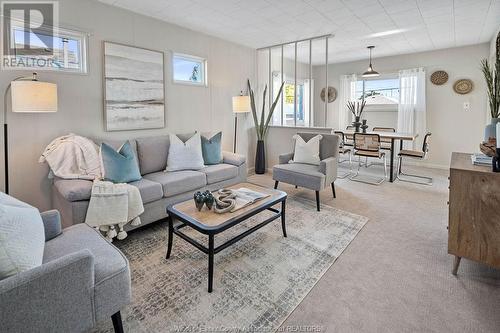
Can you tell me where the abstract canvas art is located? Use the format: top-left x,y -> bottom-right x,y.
103,42 -> 165,131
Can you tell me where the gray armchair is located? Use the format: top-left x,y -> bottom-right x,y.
272,132 -> 340,211
0,209 -> 131,333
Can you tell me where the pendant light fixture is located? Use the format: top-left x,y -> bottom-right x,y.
362,45 -> 380,78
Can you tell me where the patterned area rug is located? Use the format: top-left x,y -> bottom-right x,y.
95,197 -> 368,332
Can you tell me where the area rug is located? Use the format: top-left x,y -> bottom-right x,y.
95,197 -> 368,333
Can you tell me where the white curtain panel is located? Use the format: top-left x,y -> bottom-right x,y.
338,74 -> 357,130
397,68 -> 426,149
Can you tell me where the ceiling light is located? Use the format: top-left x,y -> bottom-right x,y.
369,29 -> 406,38
362,46 -> 380,78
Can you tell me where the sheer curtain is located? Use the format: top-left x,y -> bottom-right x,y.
397,68 -> 426,149
338,74 -> 357,130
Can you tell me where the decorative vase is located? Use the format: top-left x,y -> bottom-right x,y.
361,119 -> 368,133
193,191 -> 205,211
484,118 -> 500,141
255,140 -> 266,174
353,116 -> 361,133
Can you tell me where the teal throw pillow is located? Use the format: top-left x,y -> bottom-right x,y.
201,132 -> 223,165
101,141 -> 142,183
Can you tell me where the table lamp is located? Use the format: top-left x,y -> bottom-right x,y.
232,92 -> 250,153
3,73 -> 58,194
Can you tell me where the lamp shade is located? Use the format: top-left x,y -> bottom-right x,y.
232,95 -> 250,113
362,65 -> 380,78
11,81 -> 58,113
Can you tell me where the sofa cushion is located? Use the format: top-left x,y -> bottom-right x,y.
54,179 -> 93,202
128,178 -> 163,204
42,224 -> 130,322
135,135 -> 169,175
0,193 -> 45,280
101,141 -> 142,183
273,163 -> 325,191
94,138 -> 138,159
201,164 -> 238,184
166,133 -> 205,172
144,171 -> 206,197
201,132 -> 223,165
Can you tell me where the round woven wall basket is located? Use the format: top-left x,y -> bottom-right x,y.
430,70 -> 448,85
453,79 -> 473,95
320,86 -> 337,103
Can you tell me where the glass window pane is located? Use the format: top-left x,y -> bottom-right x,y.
173,55 -> 205,84
257,48 -> 270,121
296,41 -> 310,127
282,43 -> 295,126
10,26 -> 86,73
357,78 -> 400,105
270,46 -> 282,126
311,38 -> 326,127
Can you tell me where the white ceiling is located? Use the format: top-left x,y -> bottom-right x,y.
98,0 -> 500,63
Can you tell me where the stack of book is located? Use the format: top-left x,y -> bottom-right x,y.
471,153 -> 493,166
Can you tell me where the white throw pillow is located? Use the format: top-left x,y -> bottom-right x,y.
166,132 -> 205,171
290,134 -> 323,165
0,193 -> 45,280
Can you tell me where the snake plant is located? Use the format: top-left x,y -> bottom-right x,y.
481,57 -> 500,119
247,79 -> 284,141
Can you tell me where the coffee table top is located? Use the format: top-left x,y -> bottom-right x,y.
167,183 -> 287,233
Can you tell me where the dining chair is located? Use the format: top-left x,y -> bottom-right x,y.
334,131 -> 352,178
396,132 -> 433,185
372,127 -> 395,150
349,133 -> 387,185
344,125 -> 355,147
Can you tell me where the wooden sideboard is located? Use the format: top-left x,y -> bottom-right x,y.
448,152 -> 500,274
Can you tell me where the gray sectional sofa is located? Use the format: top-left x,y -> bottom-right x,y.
52,134 -> 247,228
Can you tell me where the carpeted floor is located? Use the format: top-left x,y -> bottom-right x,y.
249,164 -> 500,332
95,197 -> 368,332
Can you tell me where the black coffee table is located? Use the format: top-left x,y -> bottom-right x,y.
165,183 -> 287,292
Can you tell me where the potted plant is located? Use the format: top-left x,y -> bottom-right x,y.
347,100 -> 367,133
481,32 -> 500,141
247,79 -> 284,174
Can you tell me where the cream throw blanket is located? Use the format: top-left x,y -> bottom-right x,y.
40,134 -> 144,241
85,180 -> 144,242
39,134 -> 101,180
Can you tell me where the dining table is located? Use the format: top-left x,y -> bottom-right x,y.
341,130 -> 418,182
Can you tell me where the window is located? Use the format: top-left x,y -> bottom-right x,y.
355,77 -> 399,110
5,21 -> 88,73
277,78 -> 311,127
172,53 -> 207,86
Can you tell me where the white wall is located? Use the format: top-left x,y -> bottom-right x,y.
0,0 -> 255,211
300,43 -> 490,168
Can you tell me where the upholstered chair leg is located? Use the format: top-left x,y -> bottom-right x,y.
315,191 -> 320,211
112,311 -> 124,333
274,181 -> 279,189
331,182 -> 336,198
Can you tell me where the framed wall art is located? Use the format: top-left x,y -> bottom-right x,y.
103,41 -> 165,131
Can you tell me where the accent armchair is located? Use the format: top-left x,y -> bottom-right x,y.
272,132 -> 340,211
0,207 -> 131,333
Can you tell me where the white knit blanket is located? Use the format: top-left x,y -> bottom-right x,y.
85,180 -> 144,242
39,134 -> 101,180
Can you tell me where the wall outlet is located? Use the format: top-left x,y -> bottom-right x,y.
463,101 -> 470,112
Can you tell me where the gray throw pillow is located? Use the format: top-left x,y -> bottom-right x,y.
0,193 -> 45,280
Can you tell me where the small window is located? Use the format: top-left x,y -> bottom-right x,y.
355,77 -> 399,111
172,53 -> 207,86
4,21 -> 88,73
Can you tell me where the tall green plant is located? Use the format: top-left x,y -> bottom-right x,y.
481,57 -> 500,118
247,79 -> 284,141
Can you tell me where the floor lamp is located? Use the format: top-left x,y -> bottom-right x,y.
3,73 -> 58,194
232,92 -> 250,153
